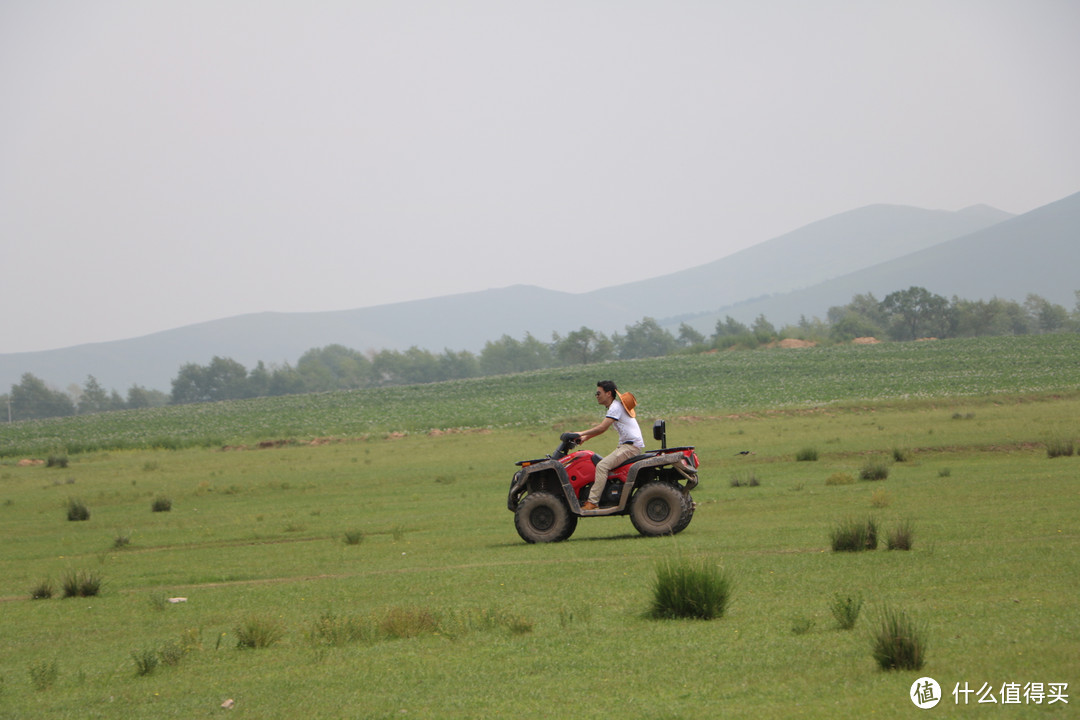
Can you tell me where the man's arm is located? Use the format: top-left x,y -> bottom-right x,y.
577,416 -> 615,443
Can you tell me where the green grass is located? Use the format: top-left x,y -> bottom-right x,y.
0,335 -> 1078,717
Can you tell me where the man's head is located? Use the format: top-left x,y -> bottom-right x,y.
595,380 -> 617,407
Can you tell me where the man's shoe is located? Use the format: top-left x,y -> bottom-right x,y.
582,501 -> 598,511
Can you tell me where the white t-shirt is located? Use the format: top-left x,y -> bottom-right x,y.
606,399 -> 644,448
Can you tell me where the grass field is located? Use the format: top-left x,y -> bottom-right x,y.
1,336 -> 1078,718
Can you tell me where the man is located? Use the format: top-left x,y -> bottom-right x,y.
575,380 -> 644,511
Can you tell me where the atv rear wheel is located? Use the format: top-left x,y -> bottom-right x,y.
629,480 -> 694,537
514,491 -> 578,543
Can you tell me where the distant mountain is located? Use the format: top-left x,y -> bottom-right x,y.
588,203 -> 1013,322
3,197 -> 1061,394
676,190 -> 1080,334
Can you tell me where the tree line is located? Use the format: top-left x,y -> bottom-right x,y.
5,287 -> 1079,420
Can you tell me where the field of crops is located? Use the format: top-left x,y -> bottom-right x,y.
4,334 -> 1080,458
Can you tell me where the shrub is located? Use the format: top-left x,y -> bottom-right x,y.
871,606 -> 927,671
829,593 -> 863,630
869,489 -> 892,508
158,640 -> 186,667
830,517 -> 878,552
648,557 -> 732,620
796,447 -> 819,462
30,579 -> 54,600
46,455 -> 69,469
61,570 -> 102,598
132,649 -> 159,677
66,498 -> 90,522
235,615 -> 285,649
151,496 -> 172,512
1046,437 -> 1075,458
113,532 -> 132,549
859,461 -> 889,481
938,467 -> 952,478
825,472 -> 855,486
887,520 -> 915,550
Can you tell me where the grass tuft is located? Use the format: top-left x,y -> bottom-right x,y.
131,649 -> 159,677
869,489 -> 892,508
796,447 -> 819,462
381,607 -> 439,639
829,593 -> 863,630
60,570 -> 102,598
151,496 -> 172,512
830,517 -> 878,552
343,530 -> 365,545
825,472 -> 855,486
30,579 -> 54,600
235,615 -> 285,649
1045,436 -> 1075,458
886,519 -> 915,550
65,498 -> 90,521
730,471 -> 760,487
309,612 -> 375,646
859,461 -> 889,481
28,659 -> 59,691
648,557 -> 732,621
870,606 -> 927,671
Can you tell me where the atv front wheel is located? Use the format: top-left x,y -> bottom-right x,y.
514,491 -> 578,543
629,480 -> 694,537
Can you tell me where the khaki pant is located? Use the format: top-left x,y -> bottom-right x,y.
587,443 -> 640,505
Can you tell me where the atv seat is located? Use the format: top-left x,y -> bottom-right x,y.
616,452 -> 655,469
590,451 -> 654,470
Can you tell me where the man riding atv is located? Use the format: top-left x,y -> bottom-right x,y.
574,380 -> 642,512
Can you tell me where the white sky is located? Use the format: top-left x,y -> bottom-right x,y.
2,0 -> 1079,354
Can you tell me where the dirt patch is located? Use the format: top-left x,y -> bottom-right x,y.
776,338 -> 817,349
16,458 -> 44,467
852,337 -> 880,344
428,428 -> 492,437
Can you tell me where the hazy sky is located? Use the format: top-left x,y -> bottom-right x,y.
3,1 -> 1079,354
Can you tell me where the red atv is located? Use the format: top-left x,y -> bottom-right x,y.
507,420 -> 700,543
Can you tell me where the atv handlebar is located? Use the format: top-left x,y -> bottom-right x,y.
552,432 -> 582,459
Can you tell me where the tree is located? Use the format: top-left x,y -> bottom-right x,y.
127,384 -> 168,409
77,375 -> 111,415
170,357 -> 249,404
1023,294 -> 1069,334
751,315 -> 777,344
438,349 -> 480,380
297,345 -> 371,391
480,334 -> 552,375
880,287 -> 951,341
619,317 -> 677,359
676,323 -> 706,348
9,373 -> 75,420
268,364 -> 306,396
554,327 -> 614,365
713,316 -> 750,339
